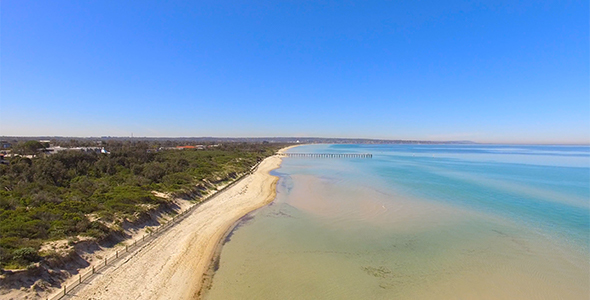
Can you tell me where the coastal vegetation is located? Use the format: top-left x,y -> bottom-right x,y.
0,141 -> 282,270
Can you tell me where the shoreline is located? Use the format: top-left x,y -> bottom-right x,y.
187,144 -> 301,299
197,189 -> 275,299
185,155 -> 283,300
197,144 -> 301,299
68,145 -> 298,300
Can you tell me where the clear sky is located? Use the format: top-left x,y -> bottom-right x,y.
1,0 -> 588,143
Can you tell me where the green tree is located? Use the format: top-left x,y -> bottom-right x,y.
18,141 -> 44,156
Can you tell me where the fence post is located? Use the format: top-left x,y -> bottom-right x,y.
104,257 -> 107,266
126,245 -> 128,252
63,285 -> 66,296
79,274 -> 82,283
116,251 -> 118,258
92,266 -> 95,274
143,235 -> 145,241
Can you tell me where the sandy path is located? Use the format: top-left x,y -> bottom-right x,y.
68,154 -> 286,300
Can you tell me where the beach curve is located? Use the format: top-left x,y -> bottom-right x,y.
69,146 -> 297,300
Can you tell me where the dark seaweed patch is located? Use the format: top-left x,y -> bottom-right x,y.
223,214 -> 255,244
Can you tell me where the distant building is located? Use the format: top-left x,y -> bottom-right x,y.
156,145 -> 206,151
0,141 -> 12,149
175,145 -> 205,150
43,146 -> 109,155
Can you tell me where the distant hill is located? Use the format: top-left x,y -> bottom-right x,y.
0,136 -> 475,145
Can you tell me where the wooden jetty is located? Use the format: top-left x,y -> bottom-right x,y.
279,153 -> 372,158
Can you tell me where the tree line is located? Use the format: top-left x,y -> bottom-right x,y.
0,141 -> 283,269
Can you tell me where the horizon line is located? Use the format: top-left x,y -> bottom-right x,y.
1,135 -> 589,146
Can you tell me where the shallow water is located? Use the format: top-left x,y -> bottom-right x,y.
204,144 -> 590,300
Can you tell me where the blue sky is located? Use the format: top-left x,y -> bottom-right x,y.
1,0 -> 588,143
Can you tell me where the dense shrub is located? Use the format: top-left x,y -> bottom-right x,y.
0,142 -> 281,268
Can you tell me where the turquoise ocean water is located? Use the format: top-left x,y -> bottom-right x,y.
205,144 -> 590,300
